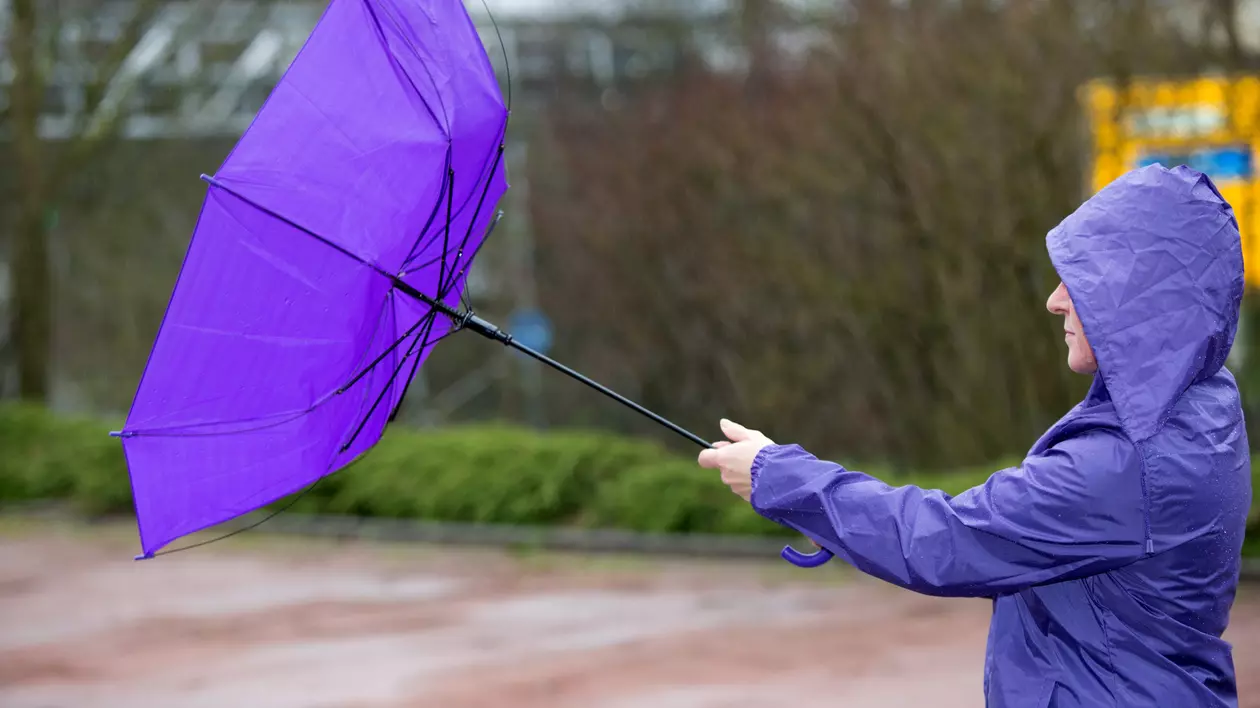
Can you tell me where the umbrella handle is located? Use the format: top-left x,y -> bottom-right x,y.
780,542 -> 834,568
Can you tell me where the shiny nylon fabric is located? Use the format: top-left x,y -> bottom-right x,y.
118,0 -> 508,557
750,165 -> 1251,706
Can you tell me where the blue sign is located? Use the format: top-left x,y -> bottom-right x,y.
507,307 -> 553,355
1139,145 -> 1253,181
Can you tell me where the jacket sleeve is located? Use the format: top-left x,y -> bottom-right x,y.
749,430 -> 1149,597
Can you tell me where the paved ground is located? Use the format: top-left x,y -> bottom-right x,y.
2,519 -> 1259,707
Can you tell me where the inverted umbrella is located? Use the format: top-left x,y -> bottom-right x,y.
112,0 -> 832,570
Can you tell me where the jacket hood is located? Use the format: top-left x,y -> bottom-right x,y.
1046,164 -> 1245,442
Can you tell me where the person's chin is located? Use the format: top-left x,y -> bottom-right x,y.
1068,356 -> 1097,375
1064,350 -> 1086,373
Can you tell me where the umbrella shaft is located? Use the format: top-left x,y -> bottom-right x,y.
391,276 -> 712,449
505,336 -> 713,449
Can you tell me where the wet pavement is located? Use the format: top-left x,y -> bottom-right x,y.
1,520 -> 1258,707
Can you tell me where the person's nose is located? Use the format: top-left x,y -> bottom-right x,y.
1046,282 -> 1069,316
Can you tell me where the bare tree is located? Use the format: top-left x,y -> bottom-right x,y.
6,0 -> 161,402
529,0 -> 1221,468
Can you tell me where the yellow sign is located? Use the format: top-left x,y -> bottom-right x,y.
1082,74 -> 1260,287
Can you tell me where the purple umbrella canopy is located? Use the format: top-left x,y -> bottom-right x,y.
115,0 -> 509,557
114,0 -> 826,568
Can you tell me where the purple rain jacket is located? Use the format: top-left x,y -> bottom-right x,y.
749,164 -> 1252,707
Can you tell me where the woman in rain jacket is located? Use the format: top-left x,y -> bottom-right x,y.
699,164 -> 1252,707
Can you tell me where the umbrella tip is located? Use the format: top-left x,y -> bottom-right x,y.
134,553 -> 154,561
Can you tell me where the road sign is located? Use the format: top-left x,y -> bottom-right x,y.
507,307 -> 553,355
1083,74 -> 1260,288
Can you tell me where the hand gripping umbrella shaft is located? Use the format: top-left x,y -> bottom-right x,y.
388,277 -> 834,569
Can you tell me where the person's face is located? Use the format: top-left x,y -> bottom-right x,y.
1046,282 -> 1098,375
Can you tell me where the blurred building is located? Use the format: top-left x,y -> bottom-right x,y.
0,0 -> 832,140
3,0 -> 1260,407
0,0 -> 829,407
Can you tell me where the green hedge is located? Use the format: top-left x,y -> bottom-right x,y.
1,403 -> 1255,556
0,402 -> 804,537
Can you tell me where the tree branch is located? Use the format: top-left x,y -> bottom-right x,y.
47,0 -> 168,196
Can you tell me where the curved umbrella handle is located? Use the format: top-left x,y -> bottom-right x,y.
780,542 -> 834,568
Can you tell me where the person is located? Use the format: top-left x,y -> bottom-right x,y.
698,164 -> 1252,707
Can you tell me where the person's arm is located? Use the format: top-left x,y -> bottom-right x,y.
749,429 -> 1148,597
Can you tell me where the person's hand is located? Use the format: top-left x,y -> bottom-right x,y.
697,419 -> 774,502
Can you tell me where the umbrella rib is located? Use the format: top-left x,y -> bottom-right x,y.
199,176 -> 464,336
365,0 -> 513,289
337,306 -> 434,394
408,208 -> 503,277
404,145 -> 506,285
447,209 -> 505,314
433,142 -> 507,299
388,294 -> 445,422
400,146 -> 454,267
116,405 -> 334,438
117,284 -> 396,439
137,476 -> 332,559
339,323 -> 429,453
479,0 -> 513,112
361,0 -> 447,136
202,175 -> 393,278
437,167 -> 455,294
460,210 -> 505,306
400,117 -> 508,273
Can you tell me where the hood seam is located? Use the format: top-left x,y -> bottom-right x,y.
1054,268 -> 1142,439
1135,441 -> 1155,555
1053,273 -> 1155,555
